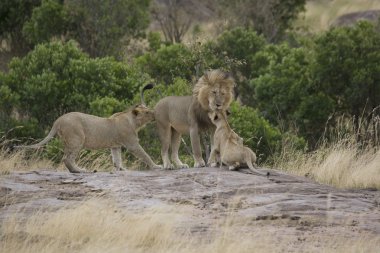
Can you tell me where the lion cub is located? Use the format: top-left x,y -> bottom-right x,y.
207,110 -> 265,176
16,104 -> 161,173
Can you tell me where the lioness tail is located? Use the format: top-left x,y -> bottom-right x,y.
15,123 -> 58,149
244,149 -> 265,176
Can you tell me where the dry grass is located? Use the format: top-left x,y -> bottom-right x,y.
272,141 -> 380,189
0,148 -> 60,174
271,115 -> 380,189
1,199 -> 379,253
296,0 -> 380,32
0,144 -> 123,174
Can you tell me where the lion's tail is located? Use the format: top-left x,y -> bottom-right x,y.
140,83 -> 155,105
14,123 -> 58,149
244,148 -> 265,176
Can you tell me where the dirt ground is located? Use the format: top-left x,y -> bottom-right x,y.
1,167 -> 380,250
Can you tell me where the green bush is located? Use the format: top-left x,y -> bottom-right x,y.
314,21 -> 380,118
5,40 -> 150,137
229,102 -> 305,163
136,43 -> 196,84
22,0 -> 68,44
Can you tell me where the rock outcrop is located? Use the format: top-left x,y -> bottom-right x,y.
1,167 -> 380,249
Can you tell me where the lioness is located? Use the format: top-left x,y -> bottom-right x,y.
16,104 -> 162,173
153,69 -> 235,169
207,110 -> 265,176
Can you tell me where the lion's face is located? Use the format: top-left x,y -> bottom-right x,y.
132,104 -> 155,128
195,70 -> 235,111
208,85 -> 232,111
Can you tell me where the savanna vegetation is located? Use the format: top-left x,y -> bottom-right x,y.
0,0 -> 379,189
1,199 -> 379,253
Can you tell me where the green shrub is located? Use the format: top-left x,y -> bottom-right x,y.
136,44 -> 195,84
5,40 -> 150,137
229,102 -> 305,163
314,21 -> 380,118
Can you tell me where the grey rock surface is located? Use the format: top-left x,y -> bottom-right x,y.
1,167 -> 380,247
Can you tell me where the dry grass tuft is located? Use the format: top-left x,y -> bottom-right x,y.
272,115 -> 380,189
272,141 -> 380,189
0,148 -> 59,174
1,199 -> 379,253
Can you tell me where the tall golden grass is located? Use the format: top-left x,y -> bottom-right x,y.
0,148 -> 58,174
271,115 -> 380,189
1,199 -> 379,253
0,145 -> 118,174
296,0 -> 380,32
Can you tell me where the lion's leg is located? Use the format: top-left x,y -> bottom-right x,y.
157,122 -> 173,169
190,127 -> 205,168
128,143 -> 162,170
63,148 -> 85,173
170,130 -> 189,169
111,147 -> 127,171
207,131 -> 218,166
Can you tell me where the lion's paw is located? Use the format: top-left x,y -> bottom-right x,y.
176,163 -> 189,169
151,164 -> 163,170
194,160 -> 206,168
228,166 -> 237,171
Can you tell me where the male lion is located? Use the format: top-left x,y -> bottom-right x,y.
16,104 -> 162,173
153,69 -> 235,169
207,110 -> 265,176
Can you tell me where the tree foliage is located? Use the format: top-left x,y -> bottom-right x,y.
314,21 -> 380,118
4,40 -> 150,137
65,0 -> 151,58
1,0 -> 151,58
22,0 -> 68,44
220,0 -> 306,42
0,0 -> 41,54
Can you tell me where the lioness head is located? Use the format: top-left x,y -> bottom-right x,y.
208,110 -> 225,127
193,69 -> 235,111
132,104 -> 155,129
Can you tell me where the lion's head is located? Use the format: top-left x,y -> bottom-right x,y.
111,104 -> 155,130
132,104 -> 155,128
193,69 -> 235,111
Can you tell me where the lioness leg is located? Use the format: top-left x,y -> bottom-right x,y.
157,122 -> 173,169
207,147 -> 218,167
60,129 -> 86,173
111,147 -> 127,171
171,130 -> 189,169
63,148 -> 85,173
190,127 -> 206,167
128,144 -> 162,170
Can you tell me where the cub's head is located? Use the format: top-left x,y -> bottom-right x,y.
132,104 -> 155,128
208,110 -> 226,127
193,69 -> 235,111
